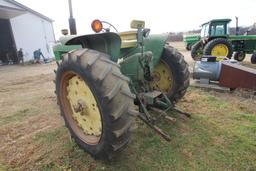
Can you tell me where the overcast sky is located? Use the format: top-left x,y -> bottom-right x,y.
18,0 -> 256,38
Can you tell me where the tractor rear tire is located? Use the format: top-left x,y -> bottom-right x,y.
151,45 -> 190,103
55,49 -> 135,159
234,51 -> 246,61
251,53 -> 256,64
191,41 -> 203,60
203,38 -> 233,58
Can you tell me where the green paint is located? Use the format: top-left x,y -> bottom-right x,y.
229,35 -> 256,40
53,43 -> 82,61
53,30 -> 168,87
144,34 -> 168,66
65,33 -> 122,62
183,35 -> 200,48
230,35 -> 256,53
118,33 -> 168,86
119,34 -> 168,65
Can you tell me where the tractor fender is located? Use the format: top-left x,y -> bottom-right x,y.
65,32 -> 121,62
143,33 -> 169,66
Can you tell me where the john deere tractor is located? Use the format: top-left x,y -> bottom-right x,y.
191,18 -> 256,62
54,19 -> 189,159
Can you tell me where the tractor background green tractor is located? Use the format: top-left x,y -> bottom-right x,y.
54,19 -> 190,159
183,34 -> 200,50
190,18 -> 256,62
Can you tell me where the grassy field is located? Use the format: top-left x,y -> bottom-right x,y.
0,42 -> 256,170
1,83 -> 256,170
31,89 -> 256,171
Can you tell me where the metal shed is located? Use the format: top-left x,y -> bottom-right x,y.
0,0 -> 55,63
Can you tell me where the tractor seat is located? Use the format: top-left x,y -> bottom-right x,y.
118,31 -> 137,48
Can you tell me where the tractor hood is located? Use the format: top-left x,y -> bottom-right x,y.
65,32 -> 121,61
229,35 -> 256,40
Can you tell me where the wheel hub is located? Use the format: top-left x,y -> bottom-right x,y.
150,60 -> 173,92
211,44 -> 229,56
237,52 -> 245,61
66,75 -> 102,137
152,72 -> 161,82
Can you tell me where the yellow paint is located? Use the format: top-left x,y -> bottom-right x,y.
211,44 -> 229,57
150,60 -> 173,92
67,76 -> 102,136
119,31 -> 137,48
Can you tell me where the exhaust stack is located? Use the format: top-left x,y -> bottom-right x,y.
68,0 -> 77,35
235,16 -> 239,35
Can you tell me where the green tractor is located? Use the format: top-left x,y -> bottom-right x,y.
183,34 -> 200,50
54,19 -> 190,159
191,18 -> 256,62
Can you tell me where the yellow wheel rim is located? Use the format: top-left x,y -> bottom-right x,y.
150,60 -> 173,92
61,72 -> 102,145
211,44 -> 229,56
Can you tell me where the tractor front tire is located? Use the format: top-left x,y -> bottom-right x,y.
203,38 -> 233,58
55,49 -> 135,159
151,46 -> 190,103
234,51 -> 246,61
251,53 -> 256,64
186,44 -> 191,51
191,41 -> 203,60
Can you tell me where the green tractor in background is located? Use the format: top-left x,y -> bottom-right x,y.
191,18 -> 256,63
183,34 -> 200,50
54,19 -> 190,159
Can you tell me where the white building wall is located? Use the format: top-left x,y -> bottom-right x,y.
10,13 -> 55,61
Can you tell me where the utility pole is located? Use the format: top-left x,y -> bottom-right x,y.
68,0 -> 77,35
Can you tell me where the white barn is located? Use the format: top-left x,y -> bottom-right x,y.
0,0 -> 55,63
